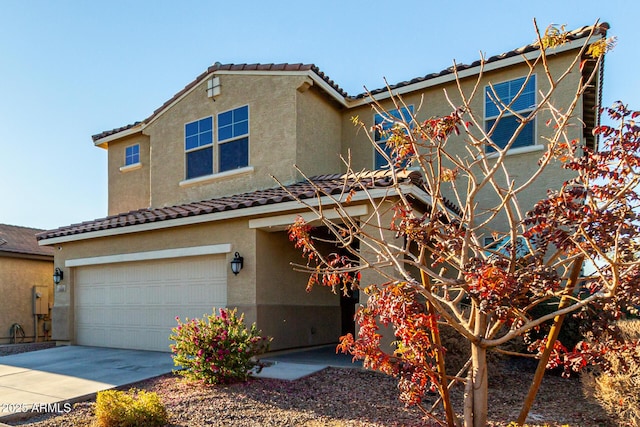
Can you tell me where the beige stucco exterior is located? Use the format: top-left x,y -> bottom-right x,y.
42,34 -> 603,351
342,51 -> 588,228
0,255 -> 53,344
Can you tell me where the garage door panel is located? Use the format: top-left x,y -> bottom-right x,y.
75,255 -> 227,352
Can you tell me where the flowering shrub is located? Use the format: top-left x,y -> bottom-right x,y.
169,308 -> 271,384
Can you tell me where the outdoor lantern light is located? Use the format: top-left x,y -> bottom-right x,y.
53,268 -> 64,285
230,252 -> 244,275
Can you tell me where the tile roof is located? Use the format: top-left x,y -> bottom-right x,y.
92,63 -> 347,142
92,23 -> 608,143
0,224 -> 54,258
37,170 -> 440,242
354,23 -> 609,99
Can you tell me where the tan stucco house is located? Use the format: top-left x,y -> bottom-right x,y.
37,24 -> 607,352
0,224 -> 54,344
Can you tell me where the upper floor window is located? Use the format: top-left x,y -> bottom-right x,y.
125,144 -> 140,166
185,116 -> 214,179
184,106 -> 249,180
217,105 -> 249,173
374,105 -> 414,169
485,75 -> 536,152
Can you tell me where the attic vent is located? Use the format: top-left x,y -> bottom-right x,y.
0,238 -> 6,246
207,77 -> 221,98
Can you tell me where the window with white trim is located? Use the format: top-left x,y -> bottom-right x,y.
185,116 -> 214,179
217,105 -> 249,172
184,105 -> 249,180
125,144 -> 140,166
374,105 -> 414,169
484,75 -> 536,152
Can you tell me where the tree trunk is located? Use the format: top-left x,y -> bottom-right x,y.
515,256 -> 584,425
464,311 -> 488,427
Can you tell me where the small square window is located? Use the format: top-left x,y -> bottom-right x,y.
125,144 -> 140,166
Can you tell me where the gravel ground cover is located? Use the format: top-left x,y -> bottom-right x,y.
1,344 -> 613,427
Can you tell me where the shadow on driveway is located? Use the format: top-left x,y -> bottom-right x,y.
0,346 -> 174,419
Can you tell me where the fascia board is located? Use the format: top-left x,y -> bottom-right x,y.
215,69 -> 349,108
248,204 -> 369,230
93,123 -> 144,148
39,185 -> 430,246
349,36 -> 599,108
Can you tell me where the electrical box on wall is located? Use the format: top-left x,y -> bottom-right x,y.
33,286 -> 49,315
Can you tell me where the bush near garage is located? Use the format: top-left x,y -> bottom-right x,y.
170,307 -> 271,385
94,388 -> 168,427
582,319 -> 640,427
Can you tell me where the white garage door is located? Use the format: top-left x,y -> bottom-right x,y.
75,255 -> 227,352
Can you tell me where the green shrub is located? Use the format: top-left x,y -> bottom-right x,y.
94,389 -> 168,427
581,319 -> 640,427
169,307 -> 271,384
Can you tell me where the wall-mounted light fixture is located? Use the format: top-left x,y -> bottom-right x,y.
230,252 -> 244,275
53,268 -> 64,285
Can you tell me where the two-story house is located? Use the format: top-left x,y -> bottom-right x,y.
37,24 -> 607,352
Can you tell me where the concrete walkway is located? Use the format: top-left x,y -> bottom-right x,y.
256,344 -> 362,380
0,346 -> 174,420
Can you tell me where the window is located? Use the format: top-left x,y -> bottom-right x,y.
374,105 -> 414,169
217,105 -> 249,172
484,75 -> 536,152
125,144 -> 140,166
185,117 -> 213,179
484,236 -> 532,258
184,106 -> 249,180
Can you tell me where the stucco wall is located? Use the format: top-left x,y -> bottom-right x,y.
107,133 -> 151,215
294,85 -> 343,178
342,51 -> 585,229
142,74 -> 315,209
254,229 -> 341,350
0,256 -> 53,344
50,218 -> 256,343
50,215 -> 344,350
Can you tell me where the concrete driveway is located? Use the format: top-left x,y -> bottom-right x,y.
0,346 -> 174,420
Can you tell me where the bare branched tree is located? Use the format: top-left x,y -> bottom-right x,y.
282,21 -> 637,427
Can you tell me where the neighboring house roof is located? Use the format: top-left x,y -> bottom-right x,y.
92,23 -> 608,144
37,170 -> 455,243
0,224 -> 54,259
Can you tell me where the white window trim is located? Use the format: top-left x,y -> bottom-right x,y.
124,143 -> 140,167
485,144 -> 545,159
179,166 -> 254,187
217,105 -> 250,172
119,162 -> 142,172
184,107 -> 251,180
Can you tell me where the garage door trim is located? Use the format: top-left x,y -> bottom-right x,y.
66,244 -> 231,267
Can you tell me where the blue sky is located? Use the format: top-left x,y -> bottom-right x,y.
0,0 -> 638,230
